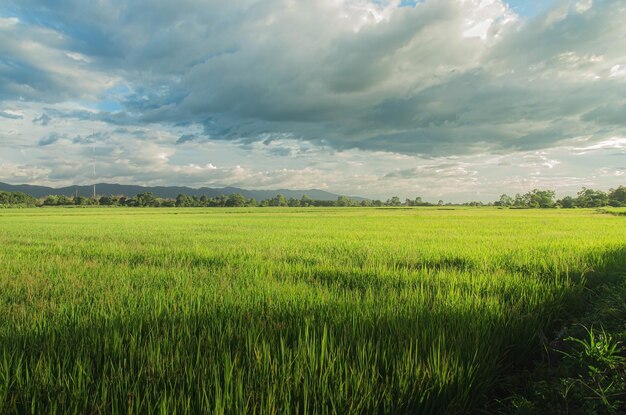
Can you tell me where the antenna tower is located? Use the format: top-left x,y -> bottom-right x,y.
92,133 -> 96,199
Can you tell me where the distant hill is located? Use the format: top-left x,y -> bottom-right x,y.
0,182 -> 366,201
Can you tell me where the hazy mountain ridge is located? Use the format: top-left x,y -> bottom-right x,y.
0,182 -> 366,201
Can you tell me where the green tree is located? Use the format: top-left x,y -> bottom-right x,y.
387,196 -> 402,207
98,195 -> 114,206
557,195 -> 576,208
136,192 -> 157,207
498,194 -> 513,207
175,194 -> 192,207
225,193 -> 245,207
300,194 -> 313,207
576,188 -> 608,208
0,191 -> 37,206
336,196 -> 353,207
608,186 -> 626,207
57,195 -> 73,205
271,194 -> 288,207
513,193 -> 527,208
43,195 -> 59,206
210,195 -> 228,207
74,195 -> 96,206
521,189 -> 555,208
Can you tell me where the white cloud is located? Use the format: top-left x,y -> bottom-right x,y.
575,0 -> 593,13
572,136 -> 626,153
0,0 -> 625,200
0,16 -> 18,28
65,52 -> 91,63
609,64 -> 626,78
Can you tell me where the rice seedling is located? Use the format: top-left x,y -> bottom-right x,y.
0,207 -> 624,414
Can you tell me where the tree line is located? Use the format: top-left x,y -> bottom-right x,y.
0,186 -> 624,208
494,187 -> 626,208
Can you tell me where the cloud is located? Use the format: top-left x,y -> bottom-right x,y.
1,102 -> 623,200
0,163 -> 51,182
0,110 -> 23,119
37,132 -> 61,146
0,0 -> 625,199
0,10 -> 118,102
32,113 -> 51,125
175,134 -> 197,145
3,0 -> 625,156
383,163 -> 477,179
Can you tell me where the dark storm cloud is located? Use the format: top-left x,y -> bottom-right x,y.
1,0 -> 625,157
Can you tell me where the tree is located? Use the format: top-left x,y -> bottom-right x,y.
176,194 -> 192,207
387,196 -> 402,206
337,196 -> 353,207
288,197 -> 301,207
608,186 -> 626,207
136,192 -> 157,207
98,195 -> 114,206
213,195 -> 228,207
300,194 -> 313,207
522,189 -> 555,208
498,194 -> 513,207
513,193 -> 526,208
43,195 -> 59,206
576,187 -> 608,208
557,195 -> 576,208
0,191 -> 36,206
74,195 -> 97,206
225,193 -> 245,207
270,194 -> 288,207
57,195 -> 72,205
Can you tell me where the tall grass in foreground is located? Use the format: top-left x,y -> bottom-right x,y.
0,208 -> 624,414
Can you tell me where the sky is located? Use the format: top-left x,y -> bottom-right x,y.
0,0 -> 624,202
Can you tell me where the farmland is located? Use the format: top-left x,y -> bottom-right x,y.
1,207 -> 625,414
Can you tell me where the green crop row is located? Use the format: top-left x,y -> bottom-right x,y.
1,207 -> 624,414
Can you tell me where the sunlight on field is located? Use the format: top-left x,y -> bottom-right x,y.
1,208 -> 625,414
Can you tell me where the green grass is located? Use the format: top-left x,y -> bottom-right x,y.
1,207 -> 624,414
492,270 -> 626,414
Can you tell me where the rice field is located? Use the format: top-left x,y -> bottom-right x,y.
1,207 -> 624,414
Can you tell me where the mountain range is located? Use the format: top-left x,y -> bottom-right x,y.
0,182 -> 366,201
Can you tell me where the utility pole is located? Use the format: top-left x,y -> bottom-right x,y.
92,134 -> 96,199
